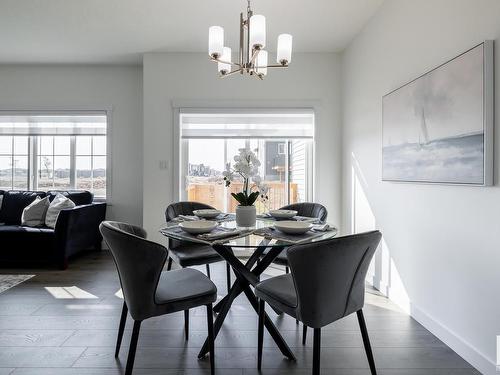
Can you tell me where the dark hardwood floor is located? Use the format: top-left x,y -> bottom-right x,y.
0,251 -> 479,375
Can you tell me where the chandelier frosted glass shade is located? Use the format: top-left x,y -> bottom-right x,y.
208,0 -> 292,79
218,47 -> 232,74
277,34 -> 293,65
249,15 -> 266,49
256,50 -> 268,76
208,26 -> 224,58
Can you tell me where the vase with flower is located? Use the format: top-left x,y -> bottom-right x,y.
222,148 -> 268,227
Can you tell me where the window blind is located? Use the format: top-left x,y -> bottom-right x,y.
0,112 -> 107,136
179,109 -> 314,139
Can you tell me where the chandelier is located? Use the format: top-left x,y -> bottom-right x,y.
208,0 -> 293,79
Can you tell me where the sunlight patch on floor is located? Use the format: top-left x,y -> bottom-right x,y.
44,286 -> 99,299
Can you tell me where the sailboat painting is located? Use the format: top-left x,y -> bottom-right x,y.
383,42 -> 493,185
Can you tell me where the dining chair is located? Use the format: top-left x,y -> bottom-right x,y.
256,231 -> 382,375
265,202 -> 328,337
165,201 -> 232,291
100,221 -> 217,375
272,202 -> 328,273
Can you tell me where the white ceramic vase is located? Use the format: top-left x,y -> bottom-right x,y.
235,205 -> 256,227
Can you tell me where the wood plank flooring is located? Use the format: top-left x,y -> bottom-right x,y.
0,251 -> 480,375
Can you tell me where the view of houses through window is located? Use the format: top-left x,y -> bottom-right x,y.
0,113 -> 107,198
179,110 -> 314,213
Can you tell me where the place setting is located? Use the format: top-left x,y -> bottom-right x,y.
170,208 -> 235,223
253,220 -> 336,244
258,209 -> 322,223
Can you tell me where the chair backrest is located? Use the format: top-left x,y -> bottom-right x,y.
165,201 -> 215,222
165,201 -> 215,250
280,202 -> 328,222
99,221 -> 167,321
287,230 -> 382,328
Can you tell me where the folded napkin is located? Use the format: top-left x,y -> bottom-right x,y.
198,228 -> 244,240
172,215 -> 200,222
311,223 -> 331,232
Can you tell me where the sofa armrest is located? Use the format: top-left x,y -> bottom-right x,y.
54,202 -> 107,267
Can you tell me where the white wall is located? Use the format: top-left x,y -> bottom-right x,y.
341,1 -> 500,373
143,52 -> 342,242
0,65 -> 143,225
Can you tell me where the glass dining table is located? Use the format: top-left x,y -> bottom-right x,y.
160,216 -> 338,361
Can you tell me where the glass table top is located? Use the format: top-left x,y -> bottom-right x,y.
160,218 -> 338,249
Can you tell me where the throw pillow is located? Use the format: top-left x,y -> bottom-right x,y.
21,196 -> 50,227
45,193 -> 76,229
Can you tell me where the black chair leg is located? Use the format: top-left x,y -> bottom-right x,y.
206,264 -> 211,279
125,320 -> 141,375
313,327 -> 321,375
302,324 -> 307,345
357,309 -> 377,375
115,301 -> 128,357
206,304 -> 215,375
226,262 -> 231,292
184,310 -> 189,341
167,257 -> 173,271
257,299 -> 265,370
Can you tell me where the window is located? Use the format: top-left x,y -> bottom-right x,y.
0,112 -> 107,198
179,110 -> 314,213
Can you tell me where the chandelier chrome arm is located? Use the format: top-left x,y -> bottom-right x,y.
208,0 -> 292,79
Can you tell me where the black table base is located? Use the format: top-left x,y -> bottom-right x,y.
197,239 -> 296,361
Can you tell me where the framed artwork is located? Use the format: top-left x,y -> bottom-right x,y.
382,41 -> 494,185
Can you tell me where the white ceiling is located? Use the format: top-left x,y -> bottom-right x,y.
0,0 -> 384,64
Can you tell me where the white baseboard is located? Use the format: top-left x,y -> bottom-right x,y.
368,275 -> 495,374
410,305 -> 495,375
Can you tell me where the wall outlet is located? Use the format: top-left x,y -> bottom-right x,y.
159,160 -> 169,170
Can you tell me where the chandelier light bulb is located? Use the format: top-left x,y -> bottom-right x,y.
277,34 -> 292,65
249,15 -> 266,49
208,26 -> 224,58
218,47 -> 232,75
256,50 -> 268,76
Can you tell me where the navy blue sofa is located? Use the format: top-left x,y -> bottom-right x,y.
0,190 -> 107,269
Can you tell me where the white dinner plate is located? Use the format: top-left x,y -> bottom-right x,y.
274,221 -> 312,235
268,209 -> 298,219
179,221 -> 218,234
192,209 -> 221,219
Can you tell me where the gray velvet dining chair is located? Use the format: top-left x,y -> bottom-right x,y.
265,202 -> 328,339
271,202 -> 328,272
165,201 -> 232,288
255,230 -> 382,375
100,221 -> 217,375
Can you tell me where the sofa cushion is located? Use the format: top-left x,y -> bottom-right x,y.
0,191 -> 47,225
0,225 -> 55,262
45,193 -> 76,229
21,196 -> 50,227
47,190 -> 93,206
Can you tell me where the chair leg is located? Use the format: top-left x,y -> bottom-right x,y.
357,309 -> 377,375
115,301 -> 128,357
206,304 -> 215,375
206,264 -> 211,279
184,310 -> 189,341
313,327 -> 321,375
167,257 -> 173,271
125,320 -> 141,375
302,324 -> 307,345
257,299 -> 265,370
285,266 -> 289,274
226,262 -> 231,293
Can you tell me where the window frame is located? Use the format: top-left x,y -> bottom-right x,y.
173,106 -> 316,208
0,108 -> 112,202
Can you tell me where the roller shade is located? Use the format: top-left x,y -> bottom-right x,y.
0,112 -> 107,135
180,109 -> 314,139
